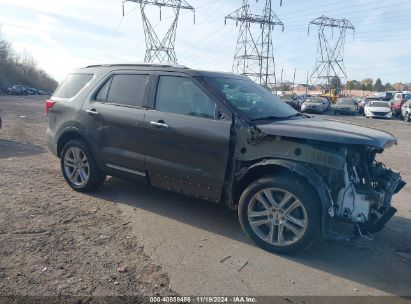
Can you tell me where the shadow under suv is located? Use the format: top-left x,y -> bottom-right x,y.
46,64 -> 405,254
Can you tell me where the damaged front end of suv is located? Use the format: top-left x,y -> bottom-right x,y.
326,145 -> 404,236
228,119 -> 405,243
200,75 -> 405,253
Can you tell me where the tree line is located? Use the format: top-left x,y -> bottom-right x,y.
346,78 -> 397,92
0,30 -> 58,92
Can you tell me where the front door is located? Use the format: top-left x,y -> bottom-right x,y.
144,74 -> 232,201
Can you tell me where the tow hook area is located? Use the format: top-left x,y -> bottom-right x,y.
365,207 -> 398,234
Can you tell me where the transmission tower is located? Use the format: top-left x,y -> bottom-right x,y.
225,0 -> 284,89
308,15 -> 355,88
123,0 -> 195,64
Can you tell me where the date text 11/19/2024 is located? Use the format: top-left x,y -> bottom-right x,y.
149,296 -> 257,303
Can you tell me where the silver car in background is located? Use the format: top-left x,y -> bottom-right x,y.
333,98 -> 357,115
300,97 -> 328,113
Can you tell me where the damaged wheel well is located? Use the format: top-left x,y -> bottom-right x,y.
233,163 -> 323,212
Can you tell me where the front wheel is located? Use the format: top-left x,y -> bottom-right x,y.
61,139 -> 106,192
404,112 -> 410,122
238,175 -> 321,254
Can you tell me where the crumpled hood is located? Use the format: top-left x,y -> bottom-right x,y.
258,117 -> 397,150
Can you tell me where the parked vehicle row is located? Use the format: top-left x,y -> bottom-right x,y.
280,91 -> 411,122
2,85 -> 50,96
359,92 -> 411,121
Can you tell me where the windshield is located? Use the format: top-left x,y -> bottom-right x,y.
199,76 -> 297,120
369,101 -> 390,108
337,99 -> 355,105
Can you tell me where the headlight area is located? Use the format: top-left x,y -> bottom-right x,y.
328,147 -> 405,236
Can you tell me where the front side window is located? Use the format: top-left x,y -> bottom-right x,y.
54,73 -> 93,99
199,76 -> 297,121
155,76 -> 216,119
106,74 -> 148,107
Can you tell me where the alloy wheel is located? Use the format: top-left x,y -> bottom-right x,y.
247,188 -> 308,246
63,146 -> 90,187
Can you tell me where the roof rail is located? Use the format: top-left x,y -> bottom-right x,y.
85,63 -> 189,69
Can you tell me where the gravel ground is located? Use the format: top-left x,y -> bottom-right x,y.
0,96 -> 176,298
0,96 -> 410,299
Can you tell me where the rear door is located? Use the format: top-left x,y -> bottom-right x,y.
144,73 -> 232,201
80,71 -> 151,176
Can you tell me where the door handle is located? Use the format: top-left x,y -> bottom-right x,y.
86,109 -> 99,116
150,121 -> 168,128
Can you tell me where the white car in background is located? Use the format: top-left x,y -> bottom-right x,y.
364,101 -> 392,119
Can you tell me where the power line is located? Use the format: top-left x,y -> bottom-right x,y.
225,0 -> 284,89
122,0 -> 195,63
308,15 -> 355,87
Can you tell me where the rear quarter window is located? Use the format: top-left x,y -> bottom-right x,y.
53,73 -> 93,99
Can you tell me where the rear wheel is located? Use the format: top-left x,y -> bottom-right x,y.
404,112 -> 410,122
61,139 -> 106,192
238,175 -> 321,254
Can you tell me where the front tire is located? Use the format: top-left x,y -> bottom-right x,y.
238,175 -> 321,254
61,139 -> 106,192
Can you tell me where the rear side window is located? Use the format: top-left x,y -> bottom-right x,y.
95,77 -> 112,102
106,74 -> 148,107
54,73 -> 93,98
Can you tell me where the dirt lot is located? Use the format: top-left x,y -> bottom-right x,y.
0,96 -> 410,298
0,96 -> 176,298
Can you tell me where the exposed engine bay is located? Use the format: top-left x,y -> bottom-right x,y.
232,126 -> 406,240
330,147 -> 405,235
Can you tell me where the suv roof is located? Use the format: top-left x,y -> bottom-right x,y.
85,63 -> 189,69
73,63 -> 245,80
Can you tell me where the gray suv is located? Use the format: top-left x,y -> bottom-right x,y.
47,64 -> 405,254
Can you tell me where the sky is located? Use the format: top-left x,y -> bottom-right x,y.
0,0 -> 410,84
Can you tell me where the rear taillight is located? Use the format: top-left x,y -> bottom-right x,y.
46,99 -> 56,115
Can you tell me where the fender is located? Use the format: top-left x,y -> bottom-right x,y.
55,124 -> 97,159
238,158 -> 335,239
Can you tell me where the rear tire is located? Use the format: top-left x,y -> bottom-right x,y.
61,139 -> 106,192
238,175 -> 321,254
404,112 -> 410,122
